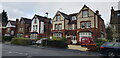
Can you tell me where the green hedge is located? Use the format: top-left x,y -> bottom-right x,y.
41,40 -> 68,48
11,37 -> 32,45
2,36 -> 13,41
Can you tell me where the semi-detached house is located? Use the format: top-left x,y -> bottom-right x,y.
52,5 -> 106,44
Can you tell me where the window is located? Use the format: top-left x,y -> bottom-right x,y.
7,28 -> 10,33
81,23 -> 85,29
55,24 -> 58,30
34,19 -> 37,24
86,22 -> 91,28
31,34 -> 37,39
72,16 -> 76,20
55,24 -> 62,30
56,15 -> 60,21
54,33 -> 62,38
33,25 -> 37,32
59,24 -> 62,30
11,31 -> 14,35
81,22 -> 91,29
19,27 -> 23,32
69,25 -> 73,30
82,10 -> 88,17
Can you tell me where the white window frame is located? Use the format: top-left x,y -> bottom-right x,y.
82,10 -> 88,17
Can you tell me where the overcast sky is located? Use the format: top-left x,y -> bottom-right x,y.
0,1 -> 119,25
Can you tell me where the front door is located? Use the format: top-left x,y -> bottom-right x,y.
71,36 -> 77,44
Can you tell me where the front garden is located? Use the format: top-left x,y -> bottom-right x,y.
2,36 -> 68,48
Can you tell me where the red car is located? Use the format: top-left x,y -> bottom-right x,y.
80,37 -> 95,47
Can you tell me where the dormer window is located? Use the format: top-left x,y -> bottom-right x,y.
72,16 -> 76,20
56,15 -> 60,21
82,10 -> 88,17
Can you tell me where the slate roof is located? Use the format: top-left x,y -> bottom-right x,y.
34,14 -> 51,24
58,11 -> 78,24
58,11 -> 70,20
21,17 -> 32,24
8,20 -> 16,26
110,10 -> 120,24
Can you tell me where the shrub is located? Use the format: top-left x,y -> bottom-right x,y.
41,40 -> 68,48
60,37 -> 68,44
2,36 -> 13,41
11,37 -> 32,45
52,36 -> 60,40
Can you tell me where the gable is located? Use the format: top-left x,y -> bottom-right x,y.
6,22 -> 15,27
32,17 -> 39,25
77,5 -> 95,18
53,11 -> 65,21
6,22 -> 11,27
19,19 -> 25,24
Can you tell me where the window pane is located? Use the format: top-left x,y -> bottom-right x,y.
83,11 -> 88,17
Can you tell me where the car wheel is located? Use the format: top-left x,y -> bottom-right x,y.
107,52 -> 116,57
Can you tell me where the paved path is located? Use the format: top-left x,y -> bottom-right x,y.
68,45 -> 88,51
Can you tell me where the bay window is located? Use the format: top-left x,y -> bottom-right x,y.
81,21 -> 91,29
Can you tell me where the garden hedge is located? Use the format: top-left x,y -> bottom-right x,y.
41,40 -> 68,48
2,36 -> 13,42
11,37 -> 32,45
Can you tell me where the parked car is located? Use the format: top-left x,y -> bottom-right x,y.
80,37 -> 95,47
100,42 -> 120,57
35,38 -> 49,45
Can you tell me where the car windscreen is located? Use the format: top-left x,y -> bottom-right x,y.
102,42 -> 114,47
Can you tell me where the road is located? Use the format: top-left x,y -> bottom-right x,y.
2,43 -> 102,57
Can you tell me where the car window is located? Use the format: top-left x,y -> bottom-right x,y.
113,43 -> 120,48
102,43 -> 114,47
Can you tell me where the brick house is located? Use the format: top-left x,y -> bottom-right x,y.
52,5 -> 106,44
76,5 -> 106,44
4,20 -> 16,36
16,17 -> 31,38
52,11 -> 78,44
30,14 -> 51,39
110,7 -> 120,42
77,5 -> 106,43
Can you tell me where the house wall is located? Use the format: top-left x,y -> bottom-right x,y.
31,18 -> 40,33
52,12 -> 65,30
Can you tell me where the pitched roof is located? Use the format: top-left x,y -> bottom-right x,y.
34,14 -> 51,23
57,11 -> 78,24
110,10 -> 120,24
58,11 -> 70,20
21,17 -> 31,24
8,20 -> 16,26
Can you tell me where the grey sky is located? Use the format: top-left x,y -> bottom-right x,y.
1,2 -> 119,25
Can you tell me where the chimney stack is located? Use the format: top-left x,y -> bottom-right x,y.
96,10 -> 101,17
96,10 -> 99,15
45,12 -> 48,18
